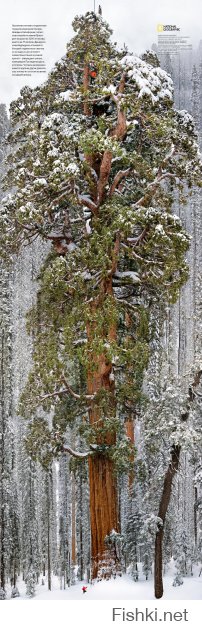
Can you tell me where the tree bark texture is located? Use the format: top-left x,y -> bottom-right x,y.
88,455 -> 119,579
83,64 -> 91,117
87,279 -> 119,578
155,445 -> 181,598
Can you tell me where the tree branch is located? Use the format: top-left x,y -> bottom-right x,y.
61,375 -> 96,401
96,73 -> 127,206
77,193 -> 98,215
62,444 -> 91,458
109,168 -> 131,197
127,226 -> 148,247
110,73 -> 127,140
97,150 -> 113,205
134,172 -> 177,209
39,388 -> 70,402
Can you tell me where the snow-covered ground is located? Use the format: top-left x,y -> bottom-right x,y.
6,562 -> 202,600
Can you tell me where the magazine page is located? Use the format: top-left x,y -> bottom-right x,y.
0,1 -> 202,628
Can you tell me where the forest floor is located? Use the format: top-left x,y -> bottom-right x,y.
6,561 -> 202,600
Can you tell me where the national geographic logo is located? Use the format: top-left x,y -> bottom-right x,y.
157,24 -> 180,32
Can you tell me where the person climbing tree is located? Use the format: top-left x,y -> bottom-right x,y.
89,63 -> 97,83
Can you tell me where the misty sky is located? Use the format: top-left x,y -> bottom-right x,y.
0,0 -> 201,108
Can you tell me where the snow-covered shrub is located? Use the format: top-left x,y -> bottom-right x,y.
25,566 -> 36,597
0,587 -> 6,599
173,574 -> 184,587
11,586 -> 20,598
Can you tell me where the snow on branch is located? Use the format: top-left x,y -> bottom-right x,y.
61,374 -> 96,401
62,444 -> 91,458
77,193 -> 98,215
134,172 -> 178,209
62,443 -> 100,459
38,388 -> 70,403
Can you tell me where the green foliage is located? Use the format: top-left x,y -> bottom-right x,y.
24,419 -> 54,468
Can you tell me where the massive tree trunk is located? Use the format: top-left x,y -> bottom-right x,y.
155,445 -> 181,599
87,278 -> 119,578
88,456 -> 118,578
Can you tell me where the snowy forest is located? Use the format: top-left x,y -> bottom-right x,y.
0,10 -> 202,601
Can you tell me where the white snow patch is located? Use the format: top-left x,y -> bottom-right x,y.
86,218 -> 92,234
6,562 -> 202,600
59,90 -> 73,101
122,54 -> 173,104
114,270 -> 141,283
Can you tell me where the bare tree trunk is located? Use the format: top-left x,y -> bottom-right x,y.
125,415 -> 135,489
89,455 -> 119,578
71,473 -> 76,566
194,486 -> 198,548
47,471 -> 51,591
87,357 -> 119,578
155,445 -> 181,599
83,64 -> 91,117
87,278 -> 119,578
0,331 -> 5,591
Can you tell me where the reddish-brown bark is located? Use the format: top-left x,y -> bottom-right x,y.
83,64 -> 91,117
88,455 -> 119,579
87,276 -> 119,578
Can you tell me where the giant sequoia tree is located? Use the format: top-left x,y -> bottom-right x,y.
0,12 -> 201,578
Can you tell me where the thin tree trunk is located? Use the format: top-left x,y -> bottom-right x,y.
0,331 -> 5,591
71,473 -> 76,566
83,63 -> 91,117
155,445 -> 181,598
194,486 -> 198,548
125,312 -> 135,490
125,415 -> 135,489
47,472 -> 51,591
79,477 -> 84,581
